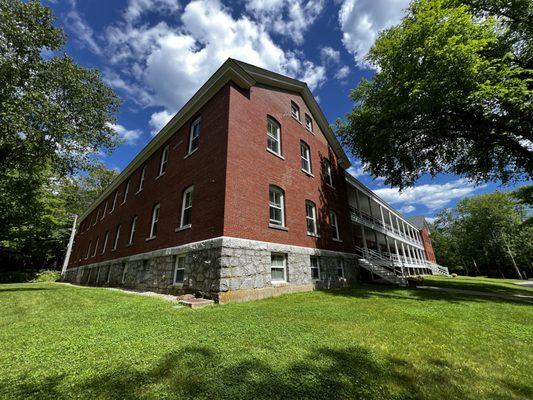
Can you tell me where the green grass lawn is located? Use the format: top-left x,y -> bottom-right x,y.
1,281 -> 532,400
421,275 -> 533,297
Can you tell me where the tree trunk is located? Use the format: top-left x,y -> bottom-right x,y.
503,237 -> 523,279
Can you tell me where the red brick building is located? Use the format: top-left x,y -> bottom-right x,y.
63,59 -> 446,302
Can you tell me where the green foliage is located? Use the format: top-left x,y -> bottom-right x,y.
338,0 -> 532,189
0,282 -> 531,399
29,270 -> 61,282
431,187 -> 532,277
0,0 -> 120,239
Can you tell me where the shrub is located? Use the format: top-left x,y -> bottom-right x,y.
451,273 -> 458,278
30,270 -> 61,283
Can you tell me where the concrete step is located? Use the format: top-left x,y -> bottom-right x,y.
178,298 -> 215,309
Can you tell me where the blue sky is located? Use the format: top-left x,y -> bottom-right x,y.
45,0 -> 528,220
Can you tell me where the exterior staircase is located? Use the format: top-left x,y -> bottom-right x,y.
355,246 -> 408,286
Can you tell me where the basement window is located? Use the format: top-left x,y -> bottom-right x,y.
173,255 -> 186,284
271,253 -> 287,282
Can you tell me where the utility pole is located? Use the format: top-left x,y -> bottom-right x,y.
61,215 -> 78,277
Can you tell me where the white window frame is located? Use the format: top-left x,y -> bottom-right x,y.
291,101 -> 300,121
330,210 -> 340,241
305,114 -> 313,132
310,256 -> 321,281
101,201 -> 107,220
158,145 -> 169,177
180,186 -> 193,228
96,266 -> 101,283
106,265 -> 112,283
173,254 -> 186,285
112,224 -> 121,251
121,263 -> 127,284
270,253 -> 287,283
266,118 -> 282,156
92,236 -> 99,257
149,203 -> 160,239
85,241 -> 91,259
138,165 -> 146,192
111,191 -> 118,213
269,186 -> 285,227
101,231 -> 109,254
300,141 -> 312,174
128,216 -> 137,245
122,180 -> 130,204
337,259 -> 345,278
188,117 -> 201,155
323,159 -> 333,187
306,201 -> 317,236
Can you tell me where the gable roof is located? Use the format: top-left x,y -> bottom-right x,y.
408,216 -> 429,230
78,58 -> 351,222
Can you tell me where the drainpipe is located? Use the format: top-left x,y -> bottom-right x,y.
61,215 -> 78,277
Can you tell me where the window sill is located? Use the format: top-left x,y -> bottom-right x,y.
301,169 -> 314,177
126,243 -> 133,248
135,189 -> 143,195
332,238 -> 343,243
307,233 -> 320,238
306,127 -> 314,134
120,201 -> 126,206
145,236 -> 157,242
272,280 -> 287,286
155,172 -> 165,180
326,183 -> 335,189
269,224 -> 288,231
184,147 -> 198,159
111,249 -> 117,252
266,148 -> 285,160
175,224 -> 192,232
292,115 -> 301,123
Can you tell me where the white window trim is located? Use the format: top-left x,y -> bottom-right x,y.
110,191 -> 118,213
300,141 -> 312,174
106,265 -> 112,283
148,203 -> 160,239
187,117 -> 201,155
101,201 -> 107,220
121,263 -> 127,284
173,254 -> 186,285
92,237 -> 99,257
269,186 -> 285,227
137,165 -> 146,193
122,180 -> 130,204
330,210 -> 340,241
270,253 -> 287,283
291,102 -> 300,121
180,186 -> 193,228
310,256 -> 321,281
266,118 -> 282,157
112,224 -> 121,251
85,242 -> 91,259
101,231 -> 109,254
337,259 -> 345,278
306,201 -> 318,237
305,114 -> 313,132
158,145 -> 169,177
128,216 -> 137,245
324,160 -> 334,187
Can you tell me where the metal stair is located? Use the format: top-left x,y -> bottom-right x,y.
355,246 -> 408,286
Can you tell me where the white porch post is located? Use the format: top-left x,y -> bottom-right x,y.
61,215 -> 77,276
360,225 -> 368,252
379,205 -> 386,228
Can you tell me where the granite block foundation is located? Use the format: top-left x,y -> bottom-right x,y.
63,237 -> 359,303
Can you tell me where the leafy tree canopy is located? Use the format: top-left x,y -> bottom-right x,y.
338,0 -> 532,189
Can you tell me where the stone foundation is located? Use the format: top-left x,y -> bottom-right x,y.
63,237 -> 359,303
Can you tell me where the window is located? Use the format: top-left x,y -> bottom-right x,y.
138,165 -> 146,192
159,145 -> 169,176
323,159 -> 333,187
269,186 -> 285,227
122,180 -> 130,204
92,236 -> 99,257
86,241 -> 91,259
96,208 -> 101,222
305,114 -> 313,132
101,201 -> 108,220
337,259 -> 345,278
149,203 -> 160,238
111,191 -> 118,213
271,253 -> 286,282
330,210 -> 340,240
310,256 -> 320,280
306,201 -> 317,236
173,255 -> 186,284
188,117 -> 201,154
267,118 -> 281,156
106,265 -> 112,283
101,231 -> 109,254
112,224 -> 121,250
92,213 -> 96,226
121,262 -> 127,284
300,141 -> 312,174
128,216 -> 137,245
180,186 -> 193,228
291,101 -> 300,121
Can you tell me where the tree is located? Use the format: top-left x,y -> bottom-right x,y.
338,0 -> 532,189
431,189 -> 532,278
0,0 -> 120,238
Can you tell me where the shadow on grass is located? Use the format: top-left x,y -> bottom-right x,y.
420,278 -> 533,297
321,284 -> 533,305
7,345 -> 530,400
0,287 -> 57,293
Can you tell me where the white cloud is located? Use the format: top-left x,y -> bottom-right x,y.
425,216 -> 437,224
373,179 -> 482,210
244,0 -> 325,44
320,46 -> 340,65
64,1 -> 101,55
108,123 -> 143,145
123,0 -> 181,23
346,162 -> 366,178
399,205 -> 415,213
335,65 -> 350,79
339,0 -> 409,68
149,110 -> 174,135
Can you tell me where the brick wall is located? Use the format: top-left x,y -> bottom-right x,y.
420,227 -> 436,262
